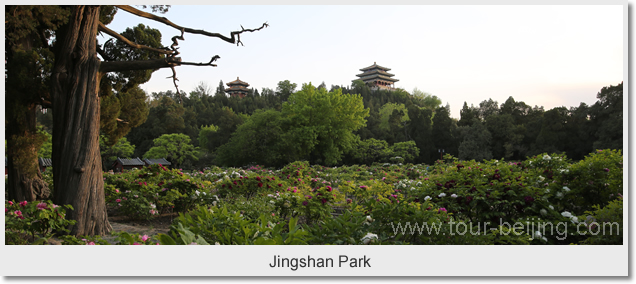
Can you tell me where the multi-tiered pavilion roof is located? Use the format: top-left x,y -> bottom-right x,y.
353,62 -> 399,90
225,77 -> 250,98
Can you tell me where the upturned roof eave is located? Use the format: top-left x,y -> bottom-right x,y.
359,64 -> 391,72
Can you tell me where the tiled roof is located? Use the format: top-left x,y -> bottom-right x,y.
354,74 -> 400,83
226,77 -> 250,87
225,86 -> 249,92
38,158 -> 53,167
359,62 -> 392,72
356,69 -> 396,78
144,158 -> 171,166
115,157 -> 145,166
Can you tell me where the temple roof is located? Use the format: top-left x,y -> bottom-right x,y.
356,69 -> 396,78
38,157 -> 52,167
225,86 -> 249,92
226,77 -> 250,87
359,62 -> 392,72
355,74 -> 400,83
114,157 -> 145,166
144,158 -> 171,166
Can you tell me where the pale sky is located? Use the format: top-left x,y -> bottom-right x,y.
105,4 -> 624,119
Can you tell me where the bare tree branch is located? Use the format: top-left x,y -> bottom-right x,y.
99,57 -> 180,73
108,5 -> 267,101
115,5 -> 268,45
179,55 -> 220,66
100,56 -> 220,74
98,22 -> 172,55
168,29 -> 184,58
166,55 -> 220,101
167,66 -> 181,102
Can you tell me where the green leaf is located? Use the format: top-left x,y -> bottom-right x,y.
158,234 -> 177,245
31,237 -> 49,245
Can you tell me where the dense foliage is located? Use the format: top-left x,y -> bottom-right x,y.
85,81 -> 623,170
8,149 -> 621,245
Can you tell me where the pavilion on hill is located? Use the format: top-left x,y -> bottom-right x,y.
225,77 -> 250,98
353,62 -> 399,90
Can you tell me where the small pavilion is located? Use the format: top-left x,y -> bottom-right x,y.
353,62 -> 399,90
225,77 -> 250,98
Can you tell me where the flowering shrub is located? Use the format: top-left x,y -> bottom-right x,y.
57,235 -> 110,245
215,171 -> 286,199
77,149 -> 621,245
297,184 -> 342,224
104,164 -> 211,219
112,231 -> 161,245
341,179 -> 395,210
402,158 -> 545,226
5,200 -> 76,244
557,149 -> 623,215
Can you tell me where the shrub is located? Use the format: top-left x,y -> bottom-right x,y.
5,200 -> 76,244
104,164 -> 212,219
579,196 -> 623,245
558,149 -> 623,214
164,205 -> 308,245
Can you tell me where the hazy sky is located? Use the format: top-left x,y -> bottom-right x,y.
105,5 -> 624,118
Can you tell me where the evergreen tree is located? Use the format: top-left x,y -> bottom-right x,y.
458,119 -> 493,161
431,105 -> 458,158
590,82 -> 623,150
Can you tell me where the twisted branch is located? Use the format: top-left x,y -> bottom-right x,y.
98,22 -> 172,55
107,5 -> 268,100
115,5 -> 268,45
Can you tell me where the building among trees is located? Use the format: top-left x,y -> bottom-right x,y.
225,77 -> 250,98
38,158 -> 53,172
354,62 -> 399,90
144,158 -> 172,168
111,157 -> 145,172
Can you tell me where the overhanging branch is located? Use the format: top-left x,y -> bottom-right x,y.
99,58 -> 180,73
99,56 -> 220,74
98,22 -> 172,55
108,5 -> 267,100
115,5 -> 268,46
179,55 -> 220,66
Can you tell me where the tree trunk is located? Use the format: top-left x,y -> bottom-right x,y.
5,29 -> 51,202
6,105 -> 51,202
51,6 -> 111,236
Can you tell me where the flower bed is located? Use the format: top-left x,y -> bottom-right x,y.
5,150 -> 623,245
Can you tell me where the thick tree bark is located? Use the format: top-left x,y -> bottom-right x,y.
6,105 -> 51,202
51,6 -> 111,236
5,29 -> 51,202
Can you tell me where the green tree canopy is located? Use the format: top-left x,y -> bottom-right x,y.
276,80 -> 297,101
282,83 -> 369,165
99,135 -> 135,171
351,138 -> 390,165
197,124 -> 219,153
144,133 -> 198,168
389,140 -> 420,164
378,103 -> 409,131
216,109 -> 292,167
458,118 -> 493,161
411,88 -> 442,110
432,105 -> 459,157
590,82 -> 623,150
